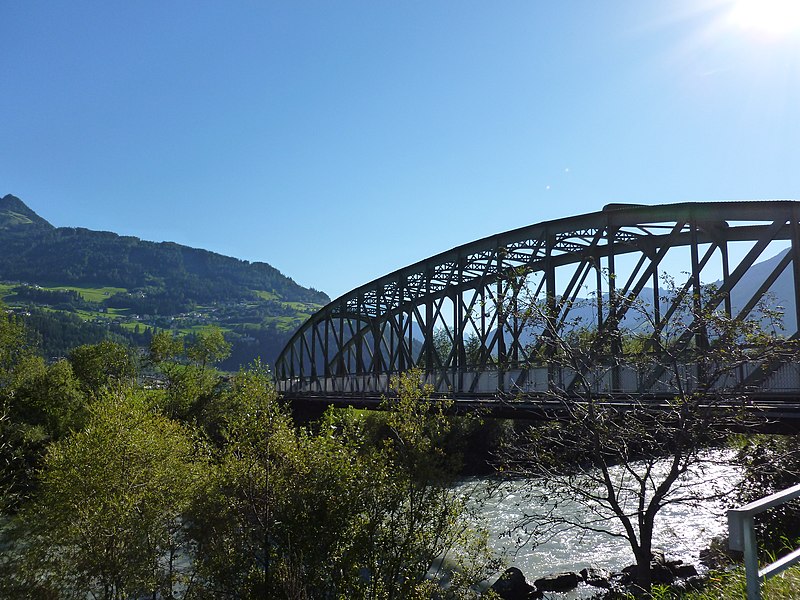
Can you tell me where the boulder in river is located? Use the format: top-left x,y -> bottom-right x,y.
580,566 -> 612,588
533,571 -> 580,592
661,559 -> 700,580
621,561 -> 675,585
489,567 -> 539,599
620,553 -> 702,586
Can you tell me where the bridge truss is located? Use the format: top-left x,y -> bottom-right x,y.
275,201 -> 800,411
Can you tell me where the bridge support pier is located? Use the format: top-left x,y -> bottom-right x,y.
291,400 -> 328,425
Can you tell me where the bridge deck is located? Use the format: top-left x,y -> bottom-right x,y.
284,390 -> 800,430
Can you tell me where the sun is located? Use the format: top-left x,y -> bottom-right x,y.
728,0 -> 800,38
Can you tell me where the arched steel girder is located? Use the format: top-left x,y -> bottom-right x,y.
275,201 -> 800,398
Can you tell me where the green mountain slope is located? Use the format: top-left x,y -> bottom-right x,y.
0,194 -> 329,368
0,194 -> 53,230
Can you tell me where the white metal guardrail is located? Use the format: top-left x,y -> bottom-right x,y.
277,360 -> 800,397
728,483 -> 800,600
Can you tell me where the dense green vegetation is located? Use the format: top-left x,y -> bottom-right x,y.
0,194 -> 329,367
0,311 -> 498,599
3,305 -> 800,598
734,434 -> 800,556
646,563 -> 800,599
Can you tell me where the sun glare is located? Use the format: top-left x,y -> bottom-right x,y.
728,0 -> 800,38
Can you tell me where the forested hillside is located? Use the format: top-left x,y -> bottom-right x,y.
0,194 -> 329,367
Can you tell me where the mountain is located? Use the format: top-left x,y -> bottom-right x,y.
0,194 -> 327,307
726,247 -> 796,334
0,194 -> 53,230
0,194 -> 330,367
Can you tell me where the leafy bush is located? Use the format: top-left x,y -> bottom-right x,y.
735,434 -> 800,555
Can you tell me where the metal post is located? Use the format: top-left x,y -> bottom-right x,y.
496,251 -> 506,393
742,515 -> 761,600
791,211 -> 800,338
545,231 -> 557,390
607,226 -> 621,391
729,484 -> 800,600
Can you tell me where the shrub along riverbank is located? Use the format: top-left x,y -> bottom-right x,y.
0,310 -> 502,599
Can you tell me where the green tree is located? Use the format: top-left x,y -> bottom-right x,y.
186,328 -> 231,373
499,280 -> 793,594
360,369 -> 497,599
192,365 -> 496,599
0,402 -> 29,513
735,434 -> 800,555
188,360 -> 354,598
0,308 -> 41,511
148,328 -> 231,422
0,358 -> 87,510
3,388 -> 210,599
0,309 -> 33,392
433,327 -> 453,367
464,332 -> 483,367
148,329 -> 184,365
11,358 -> 85,440
69,340 -> 137,394
189,361 -> 294,598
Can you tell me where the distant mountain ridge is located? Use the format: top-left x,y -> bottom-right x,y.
0,194 -> 328,308
0,193 -> 329,367
488,249 -> 798,349
725,247 -> 797,333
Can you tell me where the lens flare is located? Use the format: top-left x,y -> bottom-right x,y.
728,0 -> 800,37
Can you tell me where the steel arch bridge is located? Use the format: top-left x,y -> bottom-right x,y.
275,201 -> 800,419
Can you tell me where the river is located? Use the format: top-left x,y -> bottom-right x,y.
458,449 -> 742,598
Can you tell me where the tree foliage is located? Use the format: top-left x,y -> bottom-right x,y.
0,308 -> 45,511
3,389 -> 210,599
69,340 -> 137,395
148,328 -> 231,423
0,309 -> 34,391
192,366 -> 497,599
735,434 -> 800,555
0,313 -> 498,599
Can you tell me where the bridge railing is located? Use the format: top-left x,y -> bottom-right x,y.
728,483 -> 800,600
275,360 -> 800,398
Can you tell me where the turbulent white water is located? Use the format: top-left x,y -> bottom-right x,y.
459,449 -> 742,598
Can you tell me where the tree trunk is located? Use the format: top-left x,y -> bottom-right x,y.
634,544 -> 652,594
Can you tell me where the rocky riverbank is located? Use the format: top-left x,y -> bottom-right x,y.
488,549 -> 702,599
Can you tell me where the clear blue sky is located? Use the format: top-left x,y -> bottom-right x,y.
2,1 -> 799,300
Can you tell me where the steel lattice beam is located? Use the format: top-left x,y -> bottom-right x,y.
276,201 -> 800,405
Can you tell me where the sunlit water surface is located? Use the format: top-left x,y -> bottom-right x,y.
457,450 -> 742,598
